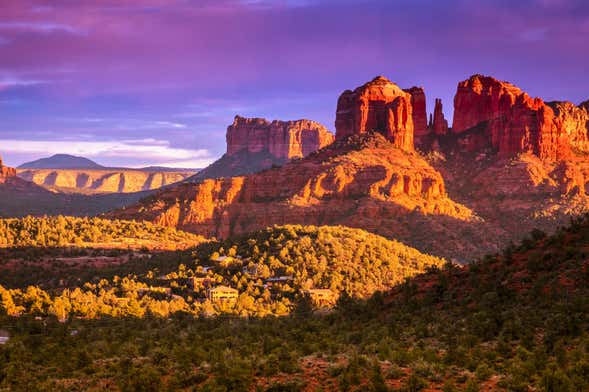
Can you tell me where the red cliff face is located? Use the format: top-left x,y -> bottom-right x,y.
335,76 -> 414,151
404,87 -> 428,141
452,75 -> 589,160
0,157 -> 16,184
226,116 -> 334,160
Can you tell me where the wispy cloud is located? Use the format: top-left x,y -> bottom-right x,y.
0,22 -> 85,35
238,0 -> 317,9
0,76 -> 49,89
59,117 -> 188,131
154,121 -> 186,129
0,139 -> 214,168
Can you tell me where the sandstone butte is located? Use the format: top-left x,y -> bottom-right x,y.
190,116 -> 334,181
226,115 -> 334,160
110,74 -> 589,261
335,76 -> 414,151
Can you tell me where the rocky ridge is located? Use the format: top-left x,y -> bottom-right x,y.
110,74 -> 589,261
451,74 -> 589,160
110,133 -> 478,259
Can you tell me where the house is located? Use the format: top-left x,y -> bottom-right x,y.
303,289 -> 337,307
0,329 -> 9,345
207,285 -> 238,303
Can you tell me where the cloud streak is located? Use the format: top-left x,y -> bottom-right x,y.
0,139 -> 213,168
0,21 -> 84,35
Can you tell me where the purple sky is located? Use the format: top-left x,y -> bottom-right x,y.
0,0 -> 588,168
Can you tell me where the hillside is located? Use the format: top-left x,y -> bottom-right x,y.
0,215 -> 205,250
18,154 -> 104,169
110,132 -> 479,260
0,216 -> 206,289
0,224 -> 443,315
187,149 -> 286,181
0,176 -> 153,217
1,219 -> 588,390
17,167 -> 196,193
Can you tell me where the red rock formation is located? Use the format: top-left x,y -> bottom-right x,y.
452,75 -> 589,160
191,116 -> 334,181
335,76 -> 414,151
110,133 -> 480,259
404,87 -> 428,140
226,116 -> 334,160
431,98 -> 448,135
548,101 -> 589,154
109,74 -> 589,262
0,157 -> 16,184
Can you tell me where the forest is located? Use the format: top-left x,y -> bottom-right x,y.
0,224 -> 444,320
0,216 -> 204,249
0,219 -> 588,390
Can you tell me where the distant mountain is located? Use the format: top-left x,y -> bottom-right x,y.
18,154 -> 199,173
16,155 -> 198,193
17,168 -> 197,194
18,154 -> 105,170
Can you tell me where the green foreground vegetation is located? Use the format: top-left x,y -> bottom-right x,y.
0,225 -> 444,319
0,216 -> 204,249
0,218 -> 588,390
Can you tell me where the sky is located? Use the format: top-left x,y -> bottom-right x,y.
0,0 -> 588,168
